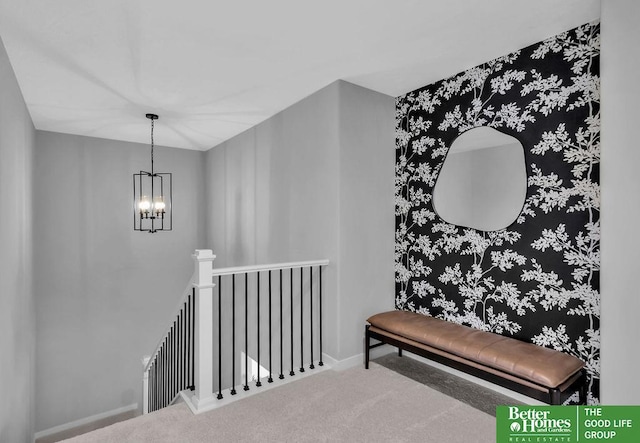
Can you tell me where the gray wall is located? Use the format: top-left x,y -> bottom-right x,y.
601,0 -> 640,404
337,81 -> 396,359
205,80 -> 395,361
0,37 -> 36,442
33,131 -> 206,431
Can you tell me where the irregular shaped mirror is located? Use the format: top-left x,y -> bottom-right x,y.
433,127 -> 527,232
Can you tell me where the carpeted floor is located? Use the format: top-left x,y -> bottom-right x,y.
62,362 -> 496,442
374,353 -> 523,416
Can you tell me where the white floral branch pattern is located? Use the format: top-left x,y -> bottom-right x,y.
395,21 -> 600,403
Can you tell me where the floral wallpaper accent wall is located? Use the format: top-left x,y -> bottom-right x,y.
395,22 -> 600,403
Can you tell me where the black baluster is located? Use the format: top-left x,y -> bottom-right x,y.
185,295 -> 191,390
244,273 -> 249,391
148,365 -> 152,413
279,269 -> 284,380
172,322 -> 176,400
191,288 -> 195,389
268,270 -> 273,383
178,320 -> 181,395
156,357 -> 159,412
299,267 -> 305,373
170,325 -> 174,402
147,364 -> 151,413
217,276 -> 223,399
174,322 -> 178,398
290,268 -> 294,377
231,274 -> 237,395
160,346 -> 164,408
154,362 -> 157,410
182,304 -> 186,391
182,302 -> 187,391
173,318 -> 180,397
180,301 -> 187,391
167,338 -> 170,406
153,360 -> 157,412
177,310 -> 182,392
156,358 -> 159,410
157,357 -> 160,410
168,326 -> 172,402
169,327 -> 172,402
173,322 -> 177,399
256,272 -> 262,387
169,321 -> 176,398
319,266 -> 324,366
185,299 -> 189,387
160,341 -> 164,407
310,266 -> 314,370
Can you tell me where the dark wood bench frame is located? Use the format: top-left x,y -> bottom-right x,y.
365,324 -> 587,405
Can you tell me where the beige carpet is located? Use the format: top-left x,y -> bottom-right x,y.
63,363 -> 496,442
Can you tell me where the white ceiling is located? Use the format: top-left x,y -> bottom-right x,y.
0,0 -> 600,151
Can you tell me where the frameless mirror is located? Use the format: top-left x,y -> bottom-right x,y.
432,127 -> 527,232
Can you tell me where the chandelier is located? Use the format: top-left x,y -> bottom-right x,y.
133,113 -> 172,233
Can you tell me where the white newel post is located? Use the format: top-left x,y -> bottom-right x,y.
192,249 -> 216,408
142,355 -> 151,414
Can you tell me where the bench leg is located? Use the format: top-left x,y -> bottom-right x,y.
579,370 -> 588,405
398,348 -> 403,357
365,325 -> 370,369
550,388 -> 561,405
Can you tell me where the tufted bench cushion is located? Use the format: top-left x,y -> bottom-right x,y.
365,310 -> 586,404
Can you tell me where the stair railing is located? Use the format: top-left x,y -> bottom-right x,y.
143,250 -> 329,414
142,270 -> 198,413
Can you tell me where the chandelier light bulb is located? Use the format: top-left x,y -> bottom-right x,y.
139,196 -> 151,212
154,197 -> 166,212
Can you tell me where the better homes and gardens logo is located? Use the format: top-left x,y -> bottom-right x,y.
497,406 -> 640,443
502,406 -> 572,441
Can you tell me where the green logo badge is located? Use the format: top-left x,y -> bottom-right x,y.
497,405 -> 640,442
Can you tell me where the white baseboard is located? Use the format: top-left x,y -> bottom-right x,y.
322,345 -> 395,371
34,403 -> 139,442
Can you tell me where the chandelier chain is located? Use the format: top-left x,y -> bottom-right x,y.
150,117 -> 155,175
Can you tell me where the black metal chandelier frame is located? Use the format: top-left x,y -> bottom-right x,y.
133,113 -> 172,233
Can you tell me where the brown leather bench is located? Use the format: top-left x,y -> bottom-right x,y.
365,310 -> 587,405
